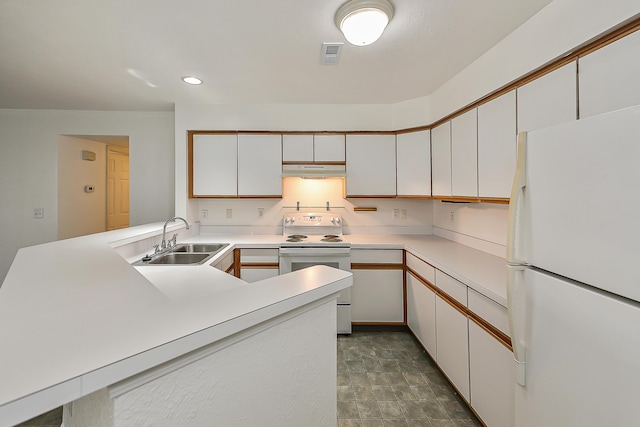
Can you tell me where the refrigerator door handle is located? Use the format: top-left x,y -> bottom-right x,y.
507,132 -> 527,265
507,264 -> 527,386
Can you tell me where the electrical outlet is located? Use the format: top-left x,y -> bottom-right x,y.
392,209 -> 399,219
33,208 -> 44,219
450,211 -> 455,221
202,209 -> 208,219
258,207 -> 265,217
400,209 -> 407,220
226,208 -> 233,219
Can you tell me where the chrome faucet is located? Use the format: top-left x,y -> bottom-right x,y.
161,216 -> 190,250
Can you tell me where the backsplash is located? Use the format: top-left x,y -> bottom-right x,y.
196,178 -> 434,235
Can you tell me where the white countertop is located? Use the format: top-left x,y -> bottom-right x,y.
0,224 -> 351,426
0,224 -> 506,425
185,233 -> 508,306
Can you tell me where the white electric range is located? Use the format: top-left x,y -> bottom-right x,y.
278,212 -> 351,334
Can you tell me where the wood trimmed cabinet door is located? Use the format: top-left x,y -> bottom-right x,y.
517,61 -> 577,133
578,29 -> 640,119
431,122 -> 452,197
396,130 -> 431,197
451,109 -> 478,197
477,90 -> 517,198
345,134 -> 397,197
190,133 -> 238,197
237,133 -> 282,197
350,249 -> 404,324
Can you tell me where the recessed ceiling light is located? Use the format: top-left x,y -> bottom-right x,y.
182,76 -> 203,85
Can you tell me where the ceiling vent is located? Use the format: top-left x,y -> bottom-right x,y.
321,43 -> 344,65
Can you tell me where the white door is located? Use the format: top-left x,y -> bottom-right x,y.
514,268 -> 640,427
107,150 -> 129,230
523,106 -> 640,301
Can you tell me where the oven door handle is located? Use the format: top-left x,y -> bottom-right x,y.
279,247 -> 351,256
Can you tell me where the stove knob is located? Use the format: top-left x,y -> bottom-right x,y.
335,217 -> 341,225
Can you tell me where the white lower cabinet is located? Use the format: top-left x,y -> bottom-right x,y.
435,297 -> 470,401
239,248 -> 279,283
351,269 -> 404,323
469,320 -> 515,427
406,272 -> 437,357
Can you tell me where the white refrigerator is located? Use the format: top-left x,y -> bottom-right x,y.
506,105 -> 640,427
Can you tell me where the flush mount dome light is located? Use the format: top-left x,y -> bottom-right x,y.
335,0 -> 394,46
182,76 -> 203,85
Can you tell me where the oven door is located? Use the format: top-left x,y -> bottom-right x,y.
278,247 -> 351,304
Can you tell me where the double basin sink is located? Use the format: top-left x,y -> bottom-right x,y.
134,243 -> 229,266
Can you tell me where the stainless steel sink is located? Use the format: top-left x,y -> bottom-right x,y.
133,243 -> 229,266
173,243 -> 227,253
147,253 -> 212,265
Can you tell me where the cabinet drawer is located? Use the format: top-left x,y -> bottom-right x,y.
240,248 -> 279,263
351,249 -> 402,264
406,253 -> 435,284
435,270 -> 467,306
468,289 -> 509,336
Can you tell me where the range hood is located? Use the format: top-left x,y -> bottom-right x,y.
282,164 -> 347,178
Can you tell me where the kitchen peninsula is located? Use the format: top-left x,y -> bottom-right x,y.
0,222 -> 352,426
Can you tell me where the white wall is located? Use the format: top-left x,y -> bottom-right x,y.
392,0 -> 640,129
58,136 -> 107,239
433,201 -> 509,257
0,109 -> 175,282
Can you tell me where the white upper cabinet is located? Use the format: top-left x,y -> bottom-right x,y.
237,134 -> 282,197
396,130 -> 431,197
191,133 -> 238,197
282,134 -> 345,163
431,122 -> 452,197
282,134 -> 313,162
313,134 -> 345,162
451,109 -> 478,197
477,90 -> 517,198
345,134 -> 396,196
517,61 -> 577,132
579,30 -> 640,119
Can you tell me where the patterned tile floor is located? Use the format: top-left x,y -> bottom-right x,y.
338,329 -> 483,427
16,330 -> 482,427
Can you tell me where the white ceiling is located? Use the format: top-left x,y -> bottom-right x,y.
0,0 -> 552,111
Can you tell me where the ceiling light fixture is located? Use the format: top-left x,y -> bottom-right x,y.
335,0 -> 394,46
182,76 -> 203,85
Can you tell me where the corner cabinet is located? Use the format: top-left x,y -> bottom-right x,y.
345,134 -> 396,197
396,130 -> 431,197
189,132 -> 282,198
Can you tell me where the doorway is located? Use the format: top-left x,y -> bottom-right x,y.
58,135 -> 129,239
